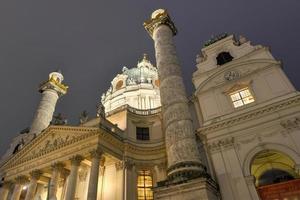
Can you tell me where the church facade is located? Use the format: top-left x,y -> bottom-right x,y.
0,9 -> 300,200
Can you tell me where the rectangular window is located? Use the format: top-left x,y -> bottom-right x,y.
230,88 -> 254,108
137,170 -> 153,200
136,127 -> 150,140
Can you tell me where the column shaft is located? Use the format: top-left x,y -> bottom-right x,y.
144,10 -> 204,182
49,163 -> 64,200
11,184 -> 22,200
65,155 -> 83,200
0,182 -> 11,200
25,170 -> 42,200
87,148 -> 102,200
30,90 -> 59,135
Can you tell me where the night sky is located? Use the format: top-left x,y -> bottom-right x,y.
0,1 -> 300,157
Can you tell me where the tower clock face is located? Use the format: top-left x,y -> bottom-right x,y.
224,70 -> 240,81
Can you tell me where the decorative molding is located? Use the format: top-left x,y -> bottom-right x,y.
78,166 -> 88,182
280,117 -> 300,131
144,9 -> 177,37
29,170 -> 42,180
90,147 -> 103,159
197,95 -> 300,135
244,175 -> 256,185
70,155 -> 84,166
15,175 -> 28,184
207,137 -> 235,153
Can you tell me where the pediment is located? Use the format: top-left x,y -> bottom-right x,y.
195,59 -> 279,94
2,126 -> 99,169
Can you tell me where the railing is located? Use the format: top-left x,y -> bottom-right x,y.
127,105 -> 161,116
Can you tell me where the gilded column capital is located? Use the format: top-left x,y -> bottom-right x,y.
90,147 -> 103,159
51,162 -> 65,171
70,155 -> 84,166
15,175 -> 28,185
144,9 -> 177,38
29,170 -> 42,180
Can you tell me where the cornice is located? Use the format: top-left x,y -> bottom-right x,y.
197,94 -> 300,135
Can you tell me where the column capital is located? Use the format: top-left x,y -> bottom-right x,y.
1,180 -> 13,188
15,175 -> 28,184
51,162 -> 65,171
29,170 -> 42,180
144,9 -> 177,38
60,168 -> 70,179
90,147 -> 103,159
70,155 -> 84,166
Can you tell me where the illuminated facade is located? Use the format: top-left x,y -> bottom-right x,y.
0,9 -> 300,200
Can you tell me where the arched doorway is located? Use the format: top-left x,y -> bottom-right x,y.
251,150 -> 300,200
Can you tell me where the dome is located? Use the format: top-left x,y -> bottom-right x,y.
101,54 -> 161,114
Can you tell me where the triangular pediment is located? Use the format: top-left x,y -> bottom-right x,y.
196,59 -> 279,94
1,125 -> 99,169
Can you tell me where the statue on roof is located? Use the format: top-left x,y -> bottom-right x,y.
51,113 -> 67,125
79,110 -> 89,124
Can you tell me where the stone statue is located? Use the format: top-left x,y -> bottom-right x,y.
79,110 -> 89,124
51,113 -> 67,125
97,102 -> 105,118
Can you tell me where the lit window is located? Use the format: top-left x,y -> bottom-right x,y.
137,170 -> 153,200
230,88 -> 254,108
136,127 -> 150,140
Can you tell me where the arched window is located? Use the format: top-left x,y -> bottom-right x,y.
216,52 -> 233,65
258,169 -> 294,186
251,150 -> 300,200
137,170 -> 153,200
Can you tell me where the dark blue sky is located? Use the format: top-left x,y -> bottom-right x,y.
0,0 -> 300,156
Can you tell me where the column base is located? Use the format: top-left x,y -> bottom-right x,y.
154,177 -> 220,200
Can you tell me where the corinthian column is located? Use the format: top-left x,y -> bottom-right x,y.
65,155 -> 84,200
11,176 -> 28,200
0,181 -> 12,200
24,170 -> 42,200
49,162 -> 64,200
87,147 -> 103,200
144,9 -> 206,183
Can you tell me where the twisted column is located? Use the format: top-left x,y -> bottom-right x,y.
24,170 -> 42,200
87,147 -> 103,200
65,155 -> 84,200
49,162 -> 64,200
0,181 -> 13,200
144,9 -> 206,183
11,176 -> 28,200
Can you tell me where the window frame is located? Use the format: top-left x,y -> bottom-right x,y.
229,87 -> 255,108
137,170 -> 154,200
136,127 -> 150,141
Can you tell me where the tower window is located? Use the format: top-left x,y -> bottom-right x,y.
230,88 -> 254,108
136,127 -> 150,140
137,170 -> 153,200
216,52 -> 233,65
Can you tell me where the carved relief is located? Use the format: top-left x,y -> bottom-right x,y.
280,117 -> 300,131
207,137 -> 235,153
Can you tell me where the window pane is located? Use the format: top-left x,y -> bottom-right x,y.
243,96 -> 255,104
240,89 -> 251,98
136,127 -> 150,140
230,93 -> 241,101
233,100 -> 244,108
137,170 -> 153,200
